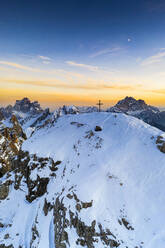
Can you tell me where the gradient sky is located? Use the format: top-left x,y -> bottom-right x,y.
1,0 -> 165,108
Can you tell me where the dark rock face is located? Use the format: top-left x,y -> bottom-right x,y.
116,97 -> 146,112
30,108 -> 50,127
107,96 -> 159,113
156,136 -> 165,153
13,97 -> 43,114
26,177 -> 49,202
131,110 -> 165,132
11,150 -> 56,202
119,218 -> 134,231
0,245 -> 13,248
0,115 -> 27,177
0,105 -> 13,118
10,115 -> 27,139
0,98 -> 43,119
150,111 -> 165,131
0,183 -> 9,200
94,126 -> 102,132
106,96 -> 165,132
52,197 -> 120,248
0,111 -> 4,121
43,198 -> 53,216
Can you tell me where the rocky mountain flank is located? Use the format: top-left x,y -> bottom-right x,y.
0,98 -> 43,119
107,96 -> 159,113
0,115 -> 27,177
107,96 -> 165,131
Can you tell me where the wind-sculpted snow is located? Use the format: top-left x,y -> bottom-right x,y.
0,112 -> 165,247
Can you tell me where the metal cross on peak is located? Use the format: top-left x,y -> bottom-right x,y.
96,100 -> 103,112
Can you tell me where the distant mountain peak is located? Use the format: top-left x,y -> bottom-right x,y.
13,97 -> 43,114
107,96 -> 160,113
116,96 -> 149,112
0,97 -> 44,119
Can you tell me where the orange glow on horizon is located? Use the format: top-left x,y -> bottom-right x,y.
0,87 -> 165,109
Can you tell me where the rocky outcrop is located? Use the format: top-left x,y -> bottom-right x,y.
107,96 -> 159,113
30,108 -> 50,128
11,150 -> 57,202
156,135 -> 165,153
0,144 -> 125,247
106,96 -> 165,132
0,105 -> 13,118
0,183 -> 9,200
0,245 -> 13,248
13,97 -> 43,114
53,105 -> 79,119
26,177 -> 49,202
0,111 -> 153,248
0,115 -> 26,177
0,111 -> 4,121
61,105 -> 79,115
0,98 -> 43,120
94,126 -> 102,132
52,197 -> 120,248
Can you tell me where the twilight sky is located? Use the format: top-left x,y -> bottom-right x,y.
1,0 -> 165,108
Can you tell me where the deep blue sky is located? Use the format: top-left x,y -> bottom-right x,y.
1,0 -> 165,107
0,0 -> 165,59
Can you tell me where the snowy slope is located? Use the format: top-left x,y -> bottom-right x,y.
0,112 -> 165,248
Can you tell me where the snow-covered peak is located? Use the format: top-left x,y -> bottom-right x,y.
0,112 -> 164,247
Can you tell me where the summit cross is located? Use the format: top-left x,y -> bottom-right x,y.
96,100 -> 103,112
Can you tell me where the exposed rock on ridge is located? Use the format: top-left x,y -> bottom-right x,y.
0,115 -> 26,177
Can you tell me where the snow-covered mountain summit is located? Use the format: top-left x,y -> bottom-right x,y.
0,112 -> 165,247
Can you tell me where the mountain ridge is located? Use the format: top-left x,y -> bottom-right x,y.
1,96 -> 165,134
107,96 -> 165,131
0,112 -> 165,247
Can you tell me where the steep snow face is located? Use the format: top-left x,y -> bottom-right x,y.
1,112 -> 165,248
